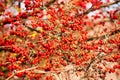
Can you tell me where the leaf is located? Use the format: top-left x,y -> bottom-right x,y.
29,31 -> 37,38
16,38 -> 22,42
36,27 -> 43,32
10,53 -> 17,58
0,66 -> 8,72
47,14 -> 52,19
0,50 -> 6,60
16,7 -> 21,13
40,58 -> 47,68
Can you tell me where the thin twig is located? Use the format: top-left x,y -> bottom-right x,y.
6,66 -> 39,80
77,0 -> 120,17
86,52 -> 101,71
5,64 -> 74,80
87,28 -> 120,41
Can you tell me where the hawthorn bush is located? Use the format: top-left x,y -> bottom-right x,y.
0,0 -> 120,80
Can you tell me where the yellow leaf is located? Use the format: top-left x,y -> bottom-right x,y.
11,53 -> 17,57
16,7 -> 21,12
103,18 -> 109,21
29,31 -> 37,38
0,66 -> 8,71
112,54 -> 114,57
40,59 -> 47,68
16,38 -> 22,42
36,27 -> 43,32
7,0 -> 10,5
47,14 -> 52,19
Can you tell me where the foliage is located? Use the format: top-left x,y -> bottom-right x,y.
0,0 -> 120,80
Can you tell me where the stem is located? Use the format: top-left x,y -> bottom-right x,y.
45,0 -> 56,7
6,66 -> 39,80
6,73 -> 15,80
79,0 -> 120,16
86,52 -> 101,71
87,28 -> 120,41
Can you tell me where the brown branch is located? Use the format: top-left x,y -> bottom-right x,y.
2,0 -> 56,23
45,0 -> 56,7
26,26 -> 41,33
77,0 -> 120,17
0,46 -> 13,52
6,66 -> 39,80
2,0 -> 56,32
0,28 -> 119,52
83,48 -> 120,79
87,28 -> 120,41
86,52 -> 101,71
6,64 -> 74,80
18,0 -> 21,9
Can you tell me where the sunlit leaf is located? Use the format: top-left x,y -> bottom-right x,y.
36,27 -> 43,32
29,31 -> 38,38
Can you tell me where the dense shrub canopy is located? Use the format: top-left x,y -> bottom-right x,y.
0,0 -> 120,80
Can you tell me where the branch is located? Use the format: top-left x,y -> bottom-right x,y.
1,28 -> 119,52
6,64 -> 74,80
87,28 -> 120,41
26,26 -> 41,33
77,0 -> 120,16
86,52 -> 101,71
45,0 -> 56,7
2,0 -> 57,32
0,46 -> 13,52
2,0 -> 57,24
6,66 -> 39,80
